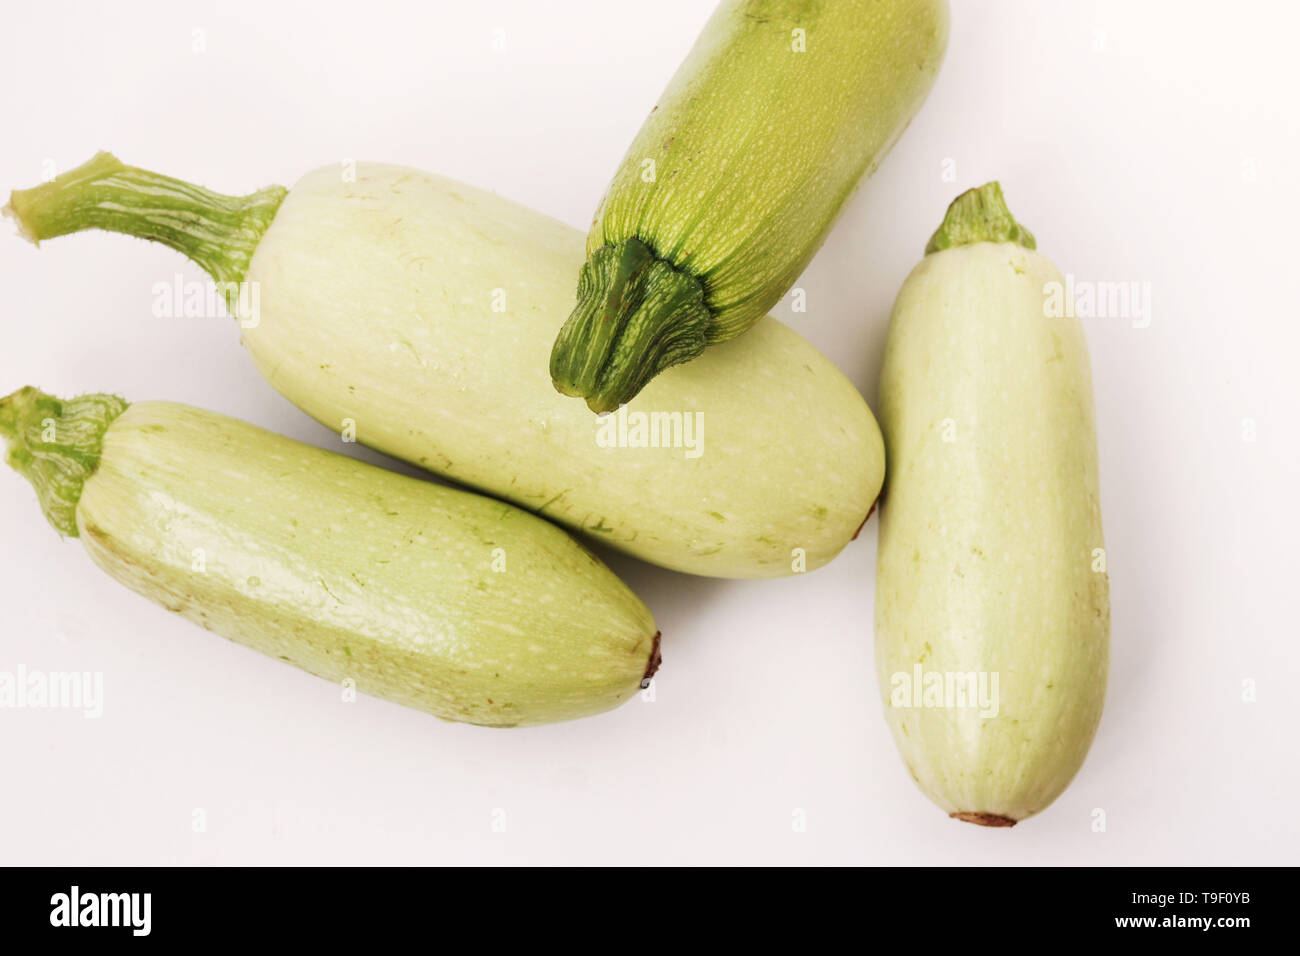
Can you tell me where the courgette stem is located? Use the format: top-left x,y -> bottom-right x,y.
0,386 -> 128,537
548,238 -> 712,414
4,152 -> 286,286
924,181 -> 1036,255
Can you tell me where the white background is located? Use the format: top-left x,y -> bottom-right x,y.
1,0 -> 1296,865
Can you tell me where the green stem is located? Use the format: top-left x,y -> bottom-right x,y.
925,181 -> 1036,256
549,238 -> 712,414
4,152 -> 286,285
0,386 -> 128,537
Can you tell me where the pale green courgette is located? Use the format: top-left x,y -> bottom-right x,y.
0,387 -> 659,727
5,154 -> 883,579
875,184 -> 1109,825
549,0 -> 950,411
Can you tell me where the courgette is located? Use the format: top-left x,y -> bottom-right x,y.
6,154 -> 883,579
549,0 -> 950,411
0,387 -> 660,727
874,184 -> 1109,825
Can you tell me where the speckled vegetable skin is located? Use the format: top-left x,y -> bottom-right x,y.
549,0 -> 950,411
6,155 -> 883,578
0,388 -> 659,727
874,184 -> 1109,825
